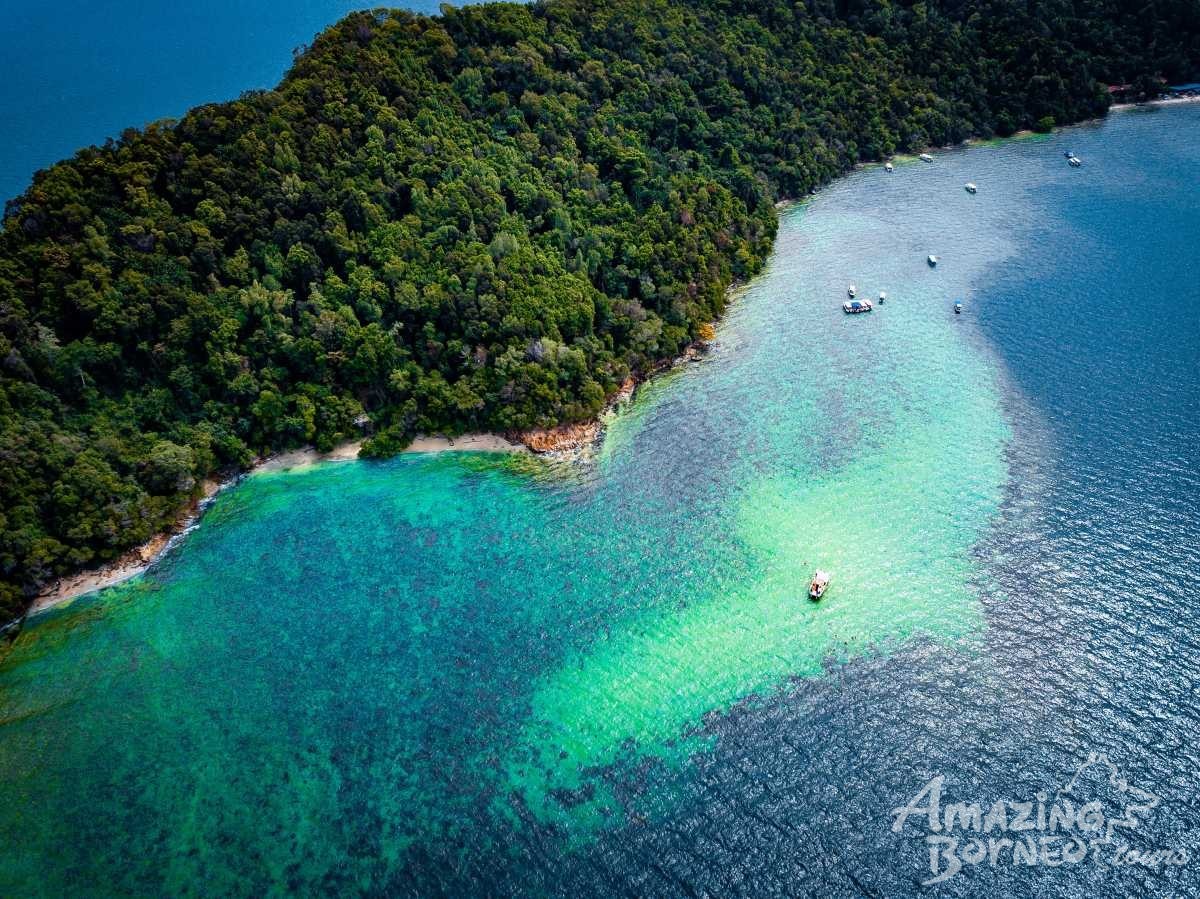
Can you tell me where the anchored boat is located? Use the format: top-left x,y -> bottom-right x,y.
919,153 -> 935,163
878,290 -> 887,303
965,182 -> 977,193
809,570 -> 831,600
848,283 -> 857,298
843,299 -> 873,314
927,254 -> 939,266
885,162 -> 894,172
954,300 -> 964,314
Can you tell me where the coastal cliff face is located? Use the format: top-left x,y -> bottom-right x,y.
1,0 -> 1197,619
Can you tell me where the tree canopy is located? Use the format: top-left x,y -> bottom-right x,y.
1,0 -> 1197,620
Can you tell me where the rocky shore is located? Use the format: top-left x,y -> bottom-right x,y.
512,374 -> 640,454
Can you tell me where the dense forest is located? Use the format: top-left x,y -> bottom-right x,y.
1,0 -> 1198,620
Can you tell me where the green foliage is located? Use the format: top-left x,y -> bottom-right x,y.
0,0 -> 1196,619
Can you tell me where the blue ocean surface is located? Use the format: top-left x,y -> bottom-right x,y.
1,91 -> 1198,896
0,0 -> 484,203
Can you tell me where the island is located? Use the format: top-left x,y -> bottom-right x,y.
1,0 -> 1196,624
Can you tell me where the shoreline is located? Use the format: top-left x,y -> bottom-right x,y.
22,362 -> 682,617
23,94 -> 1167,622
1111,93 -> 1200,112
25,432 -> 528,616
864,94 -> 1200,173
27,476 -> 227,616
256,433 -> 532,473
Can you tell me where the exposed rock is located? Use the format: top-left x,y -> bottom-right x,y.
613,375 -> 637,404
514,421 -> 600,453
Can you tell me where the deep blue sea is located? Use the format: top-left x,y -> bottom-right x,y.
0,0 -> 484,203
0,16 -> 1198,894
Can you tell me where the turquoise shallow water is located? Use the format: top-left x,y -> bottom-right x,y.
2,107 -> 1199,896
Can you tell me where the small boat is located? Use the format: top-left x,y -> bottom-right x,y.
878,291 -> 887,303
843,300 -> 873,314
1068,156 -> 1082,167
884,162 -> 894,172
919,153 -> 934,163
927,255 -> 939,266
847,284 -> 857,298
954,300 -> 964,314
1063,151 -> 1074,159
809,570 -> 831,600
965,183 -> 977,194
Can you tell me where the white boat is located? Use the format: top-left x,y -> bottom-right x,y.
878,291 -> 887,303
965,182 -> 977,193
809,570 -> 831,600
954,301 -> 964,314
847,284 -> 857,298
919,153 -> 934,163
843,299 -> 873,314
884,162 -> 894,172
1068,156 -> 1082,167
927,255 -> 939,266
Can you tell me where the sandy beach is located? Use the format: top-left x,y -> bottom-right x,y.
26,434 -> 532,615
28,477 -> 225,616
407,433 -> 526,454
29,534 -> 174,615
255,433 -> 526,473
253,439 -> 365,474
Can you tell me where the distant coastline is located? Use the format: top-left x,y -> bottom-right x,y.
1110,93 -> 1200,111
